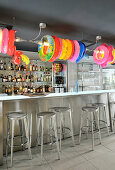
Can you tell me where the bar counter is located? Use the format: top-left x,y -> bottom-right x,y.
1,89 -> 115,165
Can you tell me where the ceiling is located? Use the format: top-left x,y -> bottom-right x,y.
0,0 -> 115,53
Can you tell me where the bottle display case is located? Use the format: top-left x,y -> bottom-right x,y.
52,61 -> 68,93
0,57 -> 52,95
77,62 -> 102,91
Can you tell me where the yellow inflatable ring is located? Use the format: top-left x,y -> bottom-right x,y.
59,39 -> 67,59
63,39 -> 72,60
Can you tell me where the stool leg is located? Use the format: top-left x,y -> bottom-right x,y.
96,110 -> 102,144
79,112 -> 83,144
53,116 -> 60,160
69,109 -> 75,146
104,106 -> 110,136
59,112 -> 63,151
61,112 -> 65,139
29,113 -> 32,147
6,118 -> 10,157
36,118 -> 41,145
24,117 -> 32,160
91,112 -> 94,151
19,119 -> 25,150
49,117 -> 53,146
11,120 -> 15,167
86,112 -> 89,139
41,117 -> 44,159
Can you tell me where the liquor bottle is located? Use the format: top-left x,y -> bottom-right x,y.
37,86 -> 40,93
32,63 -> 35,71
24,64 -> 26,71
18,65 -> 21,71
30,84 -> 33,93
19,74 -> 22,82
15,64 -> 18,71
34,73 -> 37,82
4,61 -> 7,70
35,61 -> 38,71
40,74 -> 43,82
26,73 -> 28,83
29,73 -> 31,82
5,85 -> 8,94
39,66 -> 41,72
11,61 -> 14,70
27,85 -> 30,93
14,74 -> 17,82
0,74 -> 3,82
33,85 -> 36,94
21,64 -> 24,71
29,62 -> 32,71
43,85 -> 45,93
8,72 -> 12,82
22,74 -> 25,82
3,75 -> 7,82
7,61 -> 11,70
0,60 -> 3,70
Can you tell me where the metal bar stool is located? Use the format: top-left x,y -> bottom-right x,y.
36,111 -> 60,160
92,103 -> 110,135
49,106 -> 75,150
6,112 -> 32,167
79,106 -> 101,150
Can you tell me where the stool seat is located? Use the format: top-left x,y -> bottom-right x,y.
82,106 -> 98,112
92,103 -> 106,107
37,111 -> 55,118
50,107 -> 70,112
7,112 -> 27,120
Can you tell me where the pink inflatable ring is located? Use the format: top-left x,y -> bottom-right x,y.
93,45 -> 109,65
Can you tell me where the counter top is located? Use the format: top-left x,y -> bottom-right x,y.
1,89 -> 115,101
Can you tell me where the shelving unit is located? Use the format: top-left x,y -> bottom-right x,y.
0,56 -> 52,94
77,62 -> 102,91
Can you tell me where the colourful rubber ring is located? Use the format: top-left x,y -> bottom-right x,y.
68,40 -> 74,60
38,35 -> 55,62
110,48 -> 115,64
63,39 -> 72,60
59,39 -> 67,60
93,45 -> 109,64
57,38 -> 63,59
76,42 -> 85,63
69,40 -> 80,62
48,36 -> 60,62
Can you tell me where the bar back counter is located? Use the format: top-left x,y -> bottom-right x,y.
1,89 -> 115,165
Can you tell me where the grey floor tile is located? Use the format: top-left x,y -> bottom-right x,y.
66,160 -> 98,170
1,132 -> 115,170
82,145 -> 111,160
89,151 -> 115,170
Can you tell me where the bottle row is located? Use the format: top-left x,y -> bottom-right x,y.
0,59 -> 52,72
1,84 -> 52,95
0,72 -> 52,83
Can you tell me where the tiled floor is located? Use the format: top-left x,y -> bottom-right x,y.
2,130 -> 115,170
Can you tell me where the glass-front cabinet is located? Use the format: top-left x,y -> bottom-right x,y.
77,62 -> 102,91
77,62 -> 115,91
